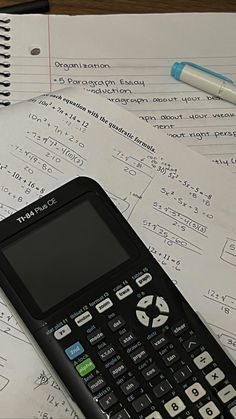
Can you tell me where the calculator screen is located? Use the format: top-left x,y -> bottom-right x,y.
2,199 -> 130,312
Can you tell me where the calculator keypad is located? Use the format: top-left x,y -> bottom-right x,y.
52,266 -> 236,419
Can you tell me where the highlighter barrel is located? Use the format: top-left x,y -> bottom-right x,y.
171,62 -> 236,105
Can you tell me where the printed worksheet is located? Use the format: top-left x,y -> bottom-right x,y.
0,87 -> 235,417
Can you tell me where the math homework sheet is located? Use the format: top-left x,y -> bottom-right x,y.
4,12 -> 236,172
0,88 -> 235,417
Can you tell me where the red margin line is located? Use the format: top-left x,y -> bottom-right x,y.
47,15 -> 52,92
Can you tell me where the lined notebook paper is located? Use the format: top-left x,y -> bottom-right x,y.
1,12 -> 236,171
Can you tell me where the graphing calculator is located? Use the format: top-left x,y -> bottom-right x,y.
0,177 -> 235,419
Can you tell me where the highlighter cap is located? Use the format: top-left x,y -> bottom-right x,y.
171,61 -> 233,83
171,62 -> 185,80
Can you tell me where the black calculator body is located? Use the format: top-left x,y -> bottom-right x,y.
0,176 -> 235,419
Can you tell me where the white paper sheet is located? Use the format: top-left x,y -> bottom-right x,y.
0,87 -> 235,417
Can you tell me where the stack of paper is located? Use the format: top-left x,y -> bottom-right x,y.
0,12 -> 235,419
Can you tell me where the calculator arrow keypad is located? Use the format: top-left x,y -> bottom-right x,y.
136,295 -> 169,328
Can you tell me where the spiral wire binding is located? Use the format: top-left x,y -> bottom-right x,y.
0,18 -> 11,106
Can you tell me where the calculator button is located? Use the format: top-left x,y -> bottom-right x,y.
116,285 -> 133,300
87,328 -> 104,346
74,311 -> 92,327
98,344 -> 116,362
132,394 -> 151,412
198,401 -> 220,418
193,351 -> 213,370
119,331 -> 137,348
162,349 -> 180,367
65,341 -> 84,360
54,324 -> 71,340
153,379 -> 172,398
121,377 -> 140,395
130,346 -> 148,364
95,297 -> 113,313
151,333 -> 168,350
173,365 -> 192,383
87,375 -> 106,393
137,295 -> 154,308
142,363 -> 160,381
164,396 -> 186,417
152,314 -> 168,328
145,412 -> 163,419
109,361 -> 127,378
99,391 -> 118,411
75,357 -> 96,377
217,384 -> 236,403
185,382 -> 206,402
230,405 -> 236,418
182,336 -> 199,352
136,309 -> 150,327
155,296 -> 169,314
205,367 -> 225,386
171,320 -> 189,336
108,315 -> 126,332
136,273 -> 152,287
111,409 -> 130,419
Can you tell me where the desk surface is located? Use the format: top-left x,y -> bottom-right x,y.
1,0 -> 236,14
